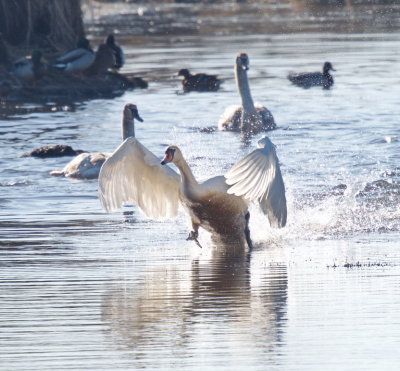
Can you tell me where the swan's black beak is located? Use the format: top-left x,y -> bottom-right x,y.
132,109 -> 143,122
135,113 -> 144,122
161,153 -> 170,165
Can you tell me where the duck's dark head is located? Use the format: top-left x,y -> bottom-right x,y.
77,37 -> 91,50
236,52 -> 249,71
106,34 -> 115,46
124,103 -> 143,122
177,69 -> 191,78
31,50 -> 43,63
323,62 -> 335,73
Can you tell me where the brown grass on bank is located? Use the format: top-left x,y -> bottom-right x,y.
0,0 -> 84,52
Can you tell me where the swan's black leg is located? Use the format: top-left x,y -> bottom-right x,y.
186,224 -> 202,248
244,212 -> 253,250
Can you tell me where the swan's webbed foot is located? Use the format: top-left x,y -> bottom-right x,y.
244,212 -> 253,250
186,230 -> 202,248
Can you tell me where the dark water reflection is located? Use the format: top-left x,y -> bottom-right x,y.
102,243 -> 287,368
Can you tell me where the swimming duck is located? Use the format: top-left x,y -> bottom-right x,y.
218,53 -> 276,136
54,38 -> 95,74
10,50 -> 47,83
106,34 -> 124,70
98,136 -> 287,249
177,68 -> 222,93
288,62 -> 335,89
50,103 -> 143,179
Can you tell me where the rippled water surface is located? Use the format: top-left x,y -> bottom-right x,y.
1,5 -> 400,370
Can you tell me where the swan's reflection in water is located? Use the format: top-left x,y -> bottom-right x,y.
102,240 -> 287,365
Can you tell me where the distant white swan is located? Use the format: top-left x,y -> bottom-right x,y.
98,136 -> 287,248
50,103 -> 143,179
218,52 -> 276,135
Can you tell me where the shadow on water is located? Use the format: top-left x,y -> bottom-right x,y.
101,239 -> 287,362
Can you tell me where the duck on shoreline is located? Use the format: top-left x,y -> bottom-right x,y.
54,38 -> 95,75
106,34 -> 124,71
10,50 -> 47,83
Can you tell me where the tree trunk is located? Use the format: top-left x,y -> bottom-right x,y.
0,0 -> 84,51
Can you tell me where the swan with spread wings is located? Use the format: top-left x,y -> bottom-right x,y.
99,134 -> 287,248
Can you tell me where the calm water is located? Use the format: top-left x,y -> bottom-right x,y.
1,6 -> 400,370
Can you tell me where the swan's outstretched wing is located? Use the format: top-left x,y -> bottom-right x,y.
224,136 -> 287,228
98,137 -> 181,220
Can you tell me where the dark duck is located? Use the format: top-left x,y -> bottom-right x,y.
288,62 -> 335,89
106,34 -> 124,70
10,50 -> 47,83
177,68 -> 222,93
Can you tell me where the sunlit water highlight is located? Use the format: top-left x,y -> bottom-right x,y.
1,24 -> 400,371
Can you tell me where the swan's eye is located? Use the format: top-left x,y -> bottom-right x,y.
161,148 -> 176,165
166,148 -> 176,159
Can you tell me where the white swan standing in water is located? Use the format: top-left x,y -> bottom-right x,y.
218,52 -> 276,135
50,104 -> 143,179
98,136 -> 286,248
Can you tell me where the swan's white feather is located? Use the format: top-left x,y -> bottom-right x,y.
218,104 -> 274,132
98,137 -> 181,220
50,152 -> 111,179
225,136 -> 287,227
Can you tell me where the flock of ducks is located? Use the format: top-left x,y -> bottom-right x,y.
1,34 -> 124,84
179,56 -> 335,93
12,35 -> 336,248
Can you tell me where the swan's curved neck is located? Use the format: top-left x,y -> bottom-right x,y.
174,157 -> 200,199
122,117 -> 135,140
236,65 -> 258,131
236,65 -> 256,112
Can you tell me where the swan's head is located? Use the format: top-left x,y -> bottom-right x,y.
161,145 -> 181,165
177,69 -> 190,78
236,53 -> 249,71
123,103 -> 143,122
323,62 -> 335,73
